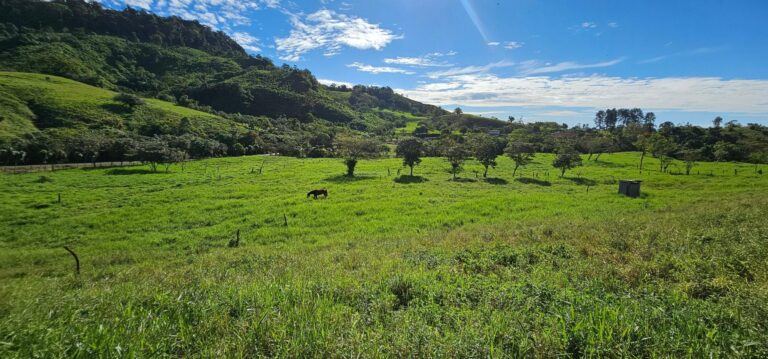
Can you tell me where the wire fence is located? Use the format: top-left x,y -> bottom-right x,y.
0,161 -> 144,174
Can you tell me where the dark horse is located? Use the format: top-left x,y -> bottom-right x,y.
307,189 -> 328,199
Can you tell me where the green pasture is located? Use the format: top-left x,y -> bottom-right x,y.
1,152 -> 767,357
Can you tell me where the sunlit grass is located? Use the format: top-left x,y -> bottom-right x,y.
1,152 -> 766,357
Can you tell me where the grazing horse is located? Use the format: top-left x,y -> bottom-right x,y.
307,189 -> 328,199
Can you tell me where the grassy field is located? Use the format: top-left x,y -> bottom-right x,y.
1,152 -> 767,357
0,72 -> 238,141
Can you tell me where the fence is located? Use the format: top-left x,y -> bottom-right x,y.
0,161 -> 144,174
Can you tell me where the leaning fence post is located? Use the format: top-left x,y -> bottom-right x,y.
63,246 -> 80,275
283,213 -> 288,227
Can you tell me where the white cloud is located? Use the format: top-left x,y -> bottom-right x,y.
275,9 -> 401,61
347,62 -> 415,75
125,0 -> 153,9
487,42 -> 500,46
99,0 -> 269,29
607,22 -> 618,28
639,47 -> 723,65
399,73 -> 768,114
232,32 -> 261,52
503,41 -> 524,49
519,58 -> 624,75
581,21 -> 597,29
383,52 -> 455,67
426,60 -> 515,79
263,0 -> 280,8
418,82 -> 463,91
318,78 -> 355,88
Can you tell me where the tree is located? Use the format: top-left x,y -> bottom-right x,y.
453,107 -> 463,115
471,134 -> 499,177
648,133 -> 677,172
504,141 -> 535,176
132,139 -> 188,172
444,141 -> 470,180
634,135 -> 651,170
713,141 -> 738,162
748,151 -> 768,174
68,132 -> 106,166
232,143 -> 246,156
713,116 -> 723,128
552,149 -> 582,177
586,135 -> 615,161
680,148 -> 701,175
113,92 -> 145,109
396,138 -> 423,176
334,134 -> 385,177
413,123 -> 429,136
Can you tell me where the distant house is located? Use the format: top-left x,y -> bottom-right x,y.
487,130 -> 501,136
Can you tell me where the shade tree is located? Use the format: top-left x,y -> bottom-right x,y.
396,137 -> 423,176
504,141 -> 535,177
334,134 -> 386,177
471,134 -> 500,178
552,148 -> 583,177
443,140 -> 470,180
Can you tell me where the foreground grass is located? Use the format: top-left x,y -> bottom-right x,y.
1,153 -> 767,357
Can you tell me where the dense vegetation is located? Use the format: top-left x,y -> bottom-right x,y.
1,153 -> 767,356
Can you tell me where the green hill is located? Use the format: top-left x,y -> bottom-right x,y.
0,0 -> 446,130
0,72 -> 238,140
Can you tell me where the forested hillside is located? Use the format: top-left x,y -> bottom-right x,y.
0,0 -> 452,164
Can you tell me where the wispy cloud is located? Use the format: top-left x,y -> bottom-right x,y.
639,47 -> 724,64
347,62 -> 415,74
231,32 -> 261,52
607,22 -> 619,28
426,60 -> 515,79
275,9 -> 401,61
383,52 -> 456,67
487,41 -> 523,49
519,58 -> 625,75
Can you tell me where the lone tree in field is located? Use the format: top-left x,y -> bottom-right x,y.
680,148 -> 702,175
648,133 -> 677,172
396,137 -> 423,176
334,134 -> 385,177
504,141 -> 535,176
634,134 -> 651,170
552,149 -> 583,177
443,140 -> 470,180
114,92 -> 145,109
471,134 -> 500,178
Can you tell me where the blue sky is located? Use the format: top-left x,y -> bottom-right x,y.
98,0 -> 768,127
